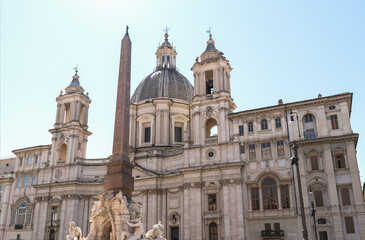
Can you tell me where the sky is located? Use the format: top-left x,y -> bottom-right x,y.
1,0 -> 364,183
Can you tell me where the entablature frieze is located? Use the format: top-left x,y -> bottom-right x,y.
36,196 -> 52,202
61,194 -> 87,200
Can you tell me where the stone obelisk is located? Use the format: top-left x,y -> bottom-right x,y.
104,26 -> 134,201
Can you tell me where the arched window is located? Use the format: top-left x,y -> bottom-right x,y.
59,144 -> 67,161
206,119 -> 218,138
262,178 -> 278,210
209,222 -> 218,240
275,117 -> 281,128
167,56 -> 170,68
16,202 -> 27,228
79,105 -> 85,124
261,119 -> 268,130
64,103 -> 70,123
205,70 -> 214,94
248,122 -> 254,132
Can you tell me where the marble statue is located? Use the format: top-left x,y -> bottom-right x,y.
121,219 -> 145,240
84,195 -> 109,240
145,221 -> 166,240
67,191 -> 167,240
66,221 -> 84,240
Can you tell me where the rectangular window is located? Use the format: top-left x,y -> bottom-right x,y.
264,223 -> 271,231
330,115 -> 339,129
239,125 -> 244,136
345,216 -> 355,233
208,194 -> 217,211
26,208 -> 32,224
26,156 -> 32,165
277,141 -> 285,157
32,174 -> 37,185
336,154 -> 346,168
51,206 -> 58,221
261,142 -> 272,158
249,144 -> 256,160
248,122 -> 254,132
274,223 -> 280,231
341,188 -> 351,206
174,126 -> 182,142
240,144 -> 245,154
17,176 -> 21,187
314,190 -> 324,207
305,129 -> 316,140
310,156 -> 319,170
319,231 -> 328,240
275,118 -> 282,128
24,174 -> 30,186
34,155 -> 38,164
11,209 -> 17,224
280,185 -> 290,209
251,188 -> 259,210
19,158 -> 23,166
170,227 -> 179,240
144,127 -> 151,143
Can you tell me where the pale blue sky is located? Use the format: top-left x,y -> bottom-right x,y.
1,0 -> 364,183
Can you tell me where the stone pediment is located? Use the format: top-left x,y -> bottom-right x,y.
203,182 -> 220,191
133,166 -> 157,178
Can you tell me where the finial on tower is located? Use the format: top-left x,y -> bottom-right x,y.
206,27 -> 212,39
126,25 -> 129,35
163,26 -> 170,40
73,64 -> 78,74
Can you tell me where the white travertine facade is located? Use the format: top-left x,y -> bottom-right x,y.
0,33 -> 364,240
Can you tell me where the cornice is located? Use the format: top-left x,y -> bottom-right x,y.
293,133 -> 359,147
12,145 -> 51,154
229,92 -> 352,119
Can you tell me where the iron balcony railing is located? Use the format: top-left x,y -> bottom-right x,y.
261,230 -> 285,237
303,130 -> 318,140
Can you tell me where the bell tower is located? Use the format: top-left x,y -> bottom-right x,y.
49,69 -> 91,166
191,34 -> 236,146
191,34 -> 232,100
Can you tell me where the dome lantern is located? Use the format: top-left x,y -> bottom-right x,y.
155,28 -> 177,69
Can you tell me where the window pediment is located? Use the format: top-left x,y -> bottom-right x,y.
171,114 -> 189,122
137,114 -> 155,123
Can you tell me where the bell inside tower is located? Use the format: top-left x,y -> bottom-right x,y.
205,70 -> 214,94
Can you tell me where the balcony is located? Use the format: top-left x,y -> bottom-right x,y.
14,224 -> 23,229
303,130 -> 317,140
261,230 -> 284,238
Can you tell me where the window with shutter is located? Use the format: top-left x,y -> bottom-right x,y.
310,156 -> 319,170
330,115 -> 339,129
314,190 -> 324,207
274,223 -> 280,231
341,188 -> 351,206
345,217 -> 355,233
264,223 -> 271,231
251,188 -> 260,210
239,125 -> 244,136
280,185 -> 290,209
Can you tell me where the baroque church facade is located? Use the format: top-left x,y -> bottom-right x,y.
1,31 -> 364,240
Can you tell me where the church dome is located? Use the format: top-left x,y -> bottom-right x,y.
131,68 -> 193,103
131,32 -> 194,103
